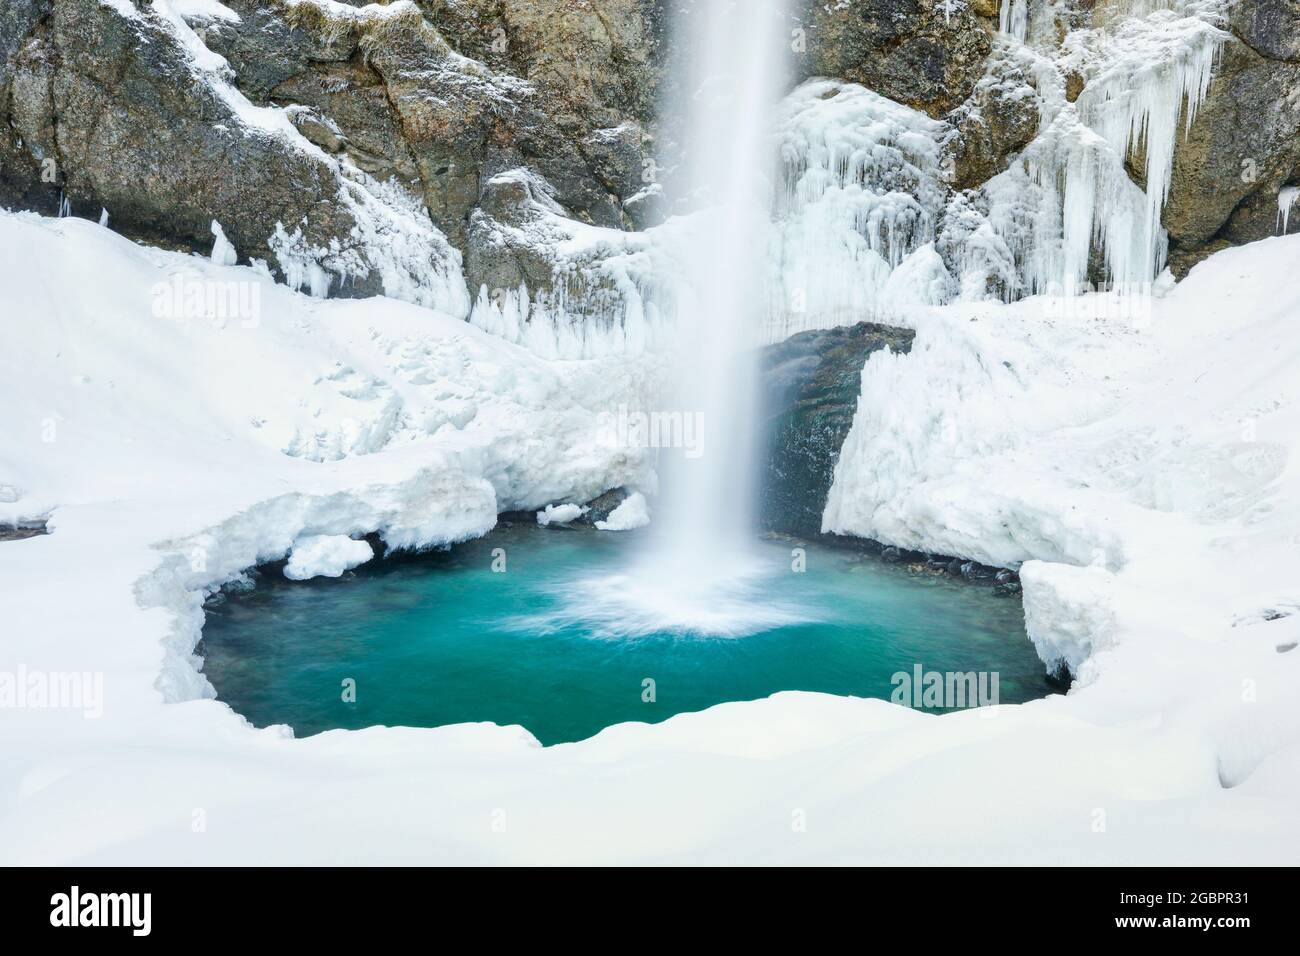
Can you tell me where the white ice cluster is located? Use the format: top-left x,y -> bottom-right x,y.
753,0 -> 1229,340
269,174 -> 471,316
283,534 -> 375,580
765,81 -> 953,341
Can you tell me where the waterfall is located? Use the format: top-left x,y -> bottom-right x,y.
549,0 -> 802,638
647,0 -> 791,570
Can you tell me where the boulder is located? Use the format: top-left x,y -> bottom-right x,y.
1163,29 -> 1300,274
792,0 -> 994,117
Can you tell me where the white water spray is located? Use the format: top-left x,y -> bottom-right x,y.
552,0 -> 799,637
651,0 -> 791,564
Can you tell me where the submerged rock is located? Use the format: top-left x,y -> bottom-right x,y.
578,487 -> 634,526
758,321 -> 914,538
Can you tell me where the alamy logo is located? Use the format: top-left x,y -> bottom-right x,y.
596,404 -> 704,459
0,666 -> 102,718
151,274 -> 261,327
50,886 -> 151,936
891,665 -> 1000,709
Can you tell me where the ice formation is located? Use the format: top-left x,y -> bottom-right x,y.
209,221 -> 238,267
537,503 -> 587,527
465,171 -> 687,360
981,0 -> 1228,296
740,0 -> 1231,342
283,534 -> 375,580
766,81 -> 951,340
1279,187 -> 1300,235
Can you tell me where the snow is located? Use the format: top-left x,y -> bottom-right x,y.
170,0 -> 240,21
824,231 -> 1300,836
536,503 -> 586,527
7,0 -> 1300,860
1019,560 -> 1119,675
283,0 -> 422,23
283,534 -> 374,580
0,209 -> 662,699
594,492 -> 650,532
1,208 -> 1299,862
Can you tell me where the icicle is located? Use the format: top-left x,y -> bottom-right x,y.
1077,16 -> 1224,280
979,1 -> 1228,297
999,0 -> 1029,42
1278,187 -> 1300,235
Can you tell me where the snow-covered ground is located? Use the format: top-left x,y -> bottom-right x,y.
1,209 -> 1298,864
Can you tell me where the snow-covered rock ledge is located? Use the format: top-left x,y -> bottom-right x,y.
822,234 -> 1300,795
1,211 -> 1298,863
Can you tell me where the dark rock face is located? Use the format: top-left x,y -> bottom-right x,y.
1230,0 -> 1300,62
758,321 -> 914,537
0,0 -> 443,298
792,0 -> 994,118
1163,15 -> 1300,275
756,321 -> 1023,596
0,0 -> 667,300
0,522 -> 47,543
945,57 -> 1042,191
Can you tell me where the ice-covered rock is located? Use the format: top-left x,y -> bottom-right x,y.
759,321 -> 915,537
0,0 -> 470,313
767,80 -> 953,339
1020,560 -> 1119,678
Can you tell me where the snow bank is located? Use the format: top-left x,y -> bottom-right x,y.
283,534 -> 374,580
0,209 -> 663,702
1020,560 -> 1119,675
594,492 -> 650,531
1,208 -> 1298,864
825,232 -> 1300,827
